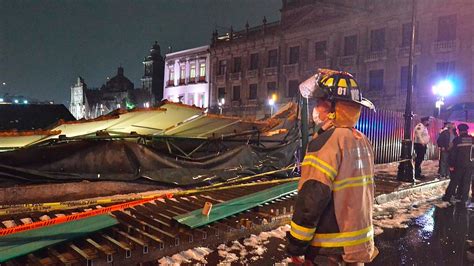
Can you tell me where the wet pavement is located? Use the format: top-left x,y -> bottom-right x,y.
175,205 -> 474,265
370,205 -> 474,266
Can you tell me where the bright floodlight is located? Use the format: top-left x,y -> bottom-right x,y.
268,98 -> 275,106
0,98 -> 3,102
14,99 -> 19,104
23,100 -> 28,104
432,80 -> 454,97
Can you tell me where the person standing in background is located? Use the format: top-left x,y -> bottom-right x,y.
437,122 -> 454,179
413,117 -> 431,179
447,124 -> 474,206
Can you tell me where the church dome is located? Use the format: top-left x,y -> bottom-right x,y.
103,67 -> 134,92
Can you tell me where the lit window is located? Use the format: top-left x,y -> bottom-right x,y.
179,65 -> 185,84
199,62 -> 206,81
190,64 -> 196,79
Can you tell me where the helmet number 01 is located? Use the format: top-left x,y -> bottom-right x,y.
337,87 -> 347,96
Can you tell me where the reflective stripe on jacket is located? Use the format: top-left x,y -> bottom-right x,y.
287,127 -> 376,263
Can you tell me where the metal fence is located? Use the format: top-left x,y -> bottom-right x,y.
356,109 -> 444,164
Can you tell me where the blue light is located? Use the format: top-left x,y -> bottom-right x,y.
23,100 -> 28,104
432,80 -> 454,97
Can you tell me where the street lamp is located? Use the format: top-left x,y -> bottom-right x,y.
218,98 -> 225,114
268,93 -> 277,116
432,79 -> 453,117
397,0 -> 417,182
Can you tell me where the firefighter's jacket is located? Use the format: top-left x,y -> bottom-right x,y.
287,127 -> 376,263
449,133 -> 474,169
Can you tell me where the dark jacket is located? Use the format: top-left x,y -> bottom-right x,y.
449,133 -> 474,168
437,128 -> 450,149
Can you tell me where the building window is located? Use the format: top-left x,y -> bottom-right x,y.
370,28 -> 385,52
401,23 -> 419,47
315,41 -> 327,60
218,60 -> 227,75
168,67 -> 174,86
344,35 -> 357,56
289,46 -> 300,64
288,80 -> 299,97
232,86 -> 241,101
179,65 -> 185,85
218,87 -> 226,100
189,64 -> 196,82
368,69 -> 384,90
233,57 -> 242,72
436,61 -> 456,77
267,82 -> 277,97
250,53 -> 259,70
437,15 -> 456,41
400,65 -> 418,90
267,49 -> 278,67
249,84 -> 257,99
199,62 -> 206,82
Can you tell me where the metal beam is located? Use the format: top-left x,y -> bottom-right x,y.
173,181 -> 297,229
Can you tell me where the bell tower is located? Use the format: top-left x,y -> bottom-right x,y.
141,41 -> 165,105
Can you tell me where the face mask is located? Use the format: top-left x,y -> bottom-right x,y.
313,108 -> 331,132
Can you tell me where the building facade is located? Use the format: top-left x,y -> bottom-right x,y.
69,67 -> 152,119
163,45 -> 210,108
210,0 -> 474,118
70,42 -> 165,120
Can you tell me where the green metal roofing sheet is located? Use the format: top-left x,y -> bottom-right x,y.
173,181 -> 298,229
0,214 -> 118,263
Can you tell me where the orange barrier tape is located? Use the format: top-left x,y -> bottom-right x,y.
0,193 -> 174,237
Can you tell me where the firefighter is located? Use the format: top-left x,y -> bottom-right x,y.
443,123 -> 474,206
287,69 -> 378,265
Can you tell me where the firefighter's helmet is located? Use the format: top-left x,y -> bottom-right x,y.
302,69 -> 375,110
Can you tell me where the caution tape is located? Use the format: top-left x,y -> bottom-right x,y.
0,178 -> 299,237
0,193 -> 174,237
0,165 -> 298,216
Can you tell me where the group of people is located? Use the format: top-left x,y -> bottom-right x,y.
411,117 -> 474,207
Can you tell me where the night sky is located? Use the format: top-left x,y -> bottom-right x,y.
0,0 -> 280,105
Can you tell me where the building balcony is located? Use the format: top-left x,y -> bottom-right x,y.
230,72 -> 242,81
282,63 -> 299,75
432,40 -> 458,54
246,69 -> 258,79
247,99 -> 258,106
263,67 -> 278,76
338,55 -> 357,66
166,80 -> 175,87
198,76 -> 207,83
216,74 -> 226,84
179,79 -> 186,85
315,58 -> 331,68
364,50 -> 387,63
231,100 -> 241,107
397,45 -> 422,57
